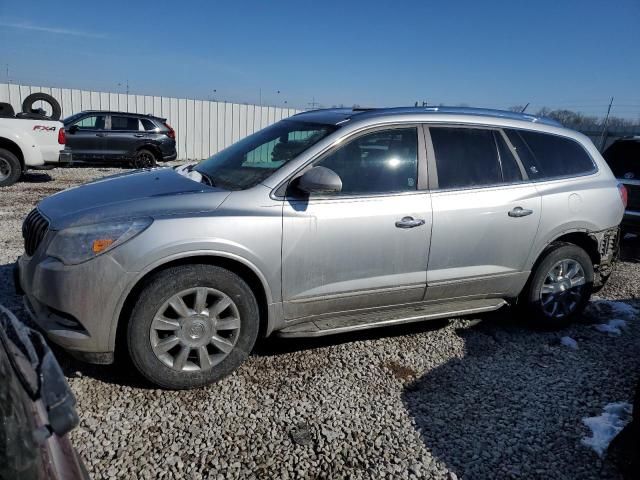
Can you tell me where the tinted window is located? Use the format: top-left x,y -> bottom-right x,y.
505,129 -> 595,180
111,115 -> 139,131
431,128 -> 502,189
73,115 -> 105,129
495,132 -> 522,183
195,120 -> 337,190
315,128 -> 418,194
140,118 -> 157,131
603,141 -> 640,179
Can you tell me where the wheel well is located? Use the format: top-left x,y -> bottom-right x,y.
551,232 -> 600,266
0,137 -> 25,168
115,255 -> 269,361
136,144 -> 161,160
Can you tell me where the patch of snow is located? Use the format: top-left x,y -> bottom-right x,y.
581,402 -> 633,457
594,320 -> 628,335
560,336 -> 578,349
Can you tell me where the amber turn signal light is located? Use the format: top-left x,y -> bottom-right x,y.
92,238 -> 114,254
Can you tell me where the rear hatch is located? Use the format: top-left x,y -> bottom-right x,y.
603,139 -> 640,211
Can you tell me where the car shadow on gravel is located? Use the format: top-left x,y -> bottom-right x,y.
401,306 -> 640,480
21,171 -> 53,183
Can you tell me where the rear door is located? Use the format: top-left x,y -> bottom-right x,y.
65,114 -> 107,161
104,115 -> 145,161
425,126 -> 541,300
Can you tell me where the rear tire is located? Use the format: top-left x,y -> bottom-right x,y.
520,243 -> 594,329
0,148 -> 22,187
132,149 -> 157,169
127,265 -> 259,389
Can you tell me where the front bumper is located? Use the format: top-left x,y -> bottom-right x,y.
16,249 -> 135,364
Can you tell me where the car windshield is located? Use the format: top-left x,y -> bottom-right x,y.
194,120 -> 338,190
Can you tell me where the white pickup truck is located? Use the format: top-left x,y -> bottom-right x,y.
0,116 -> 71,187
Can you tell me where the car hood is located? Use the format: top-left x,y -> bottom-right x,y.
38,168 -> 231,230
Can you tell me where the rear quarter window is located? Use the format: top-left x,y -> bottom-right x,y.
504,129 -> 596,180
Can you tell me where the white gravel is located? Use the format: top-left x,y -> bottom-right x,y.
1,165 -> 639,479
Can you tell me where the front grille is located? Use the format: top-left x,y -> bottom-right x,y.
22,208 -> 49,256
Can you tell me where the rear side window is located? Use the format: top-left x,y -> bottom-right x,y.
504,129 -> 595,180
111,115 -> 139,131
140,118 -> 158,131
430,127 -> 512,189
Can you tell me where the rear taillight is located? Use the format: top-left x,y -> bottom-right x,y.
163,122 -> 175,140
618,183 -> 628,208
58,127 -> 66,145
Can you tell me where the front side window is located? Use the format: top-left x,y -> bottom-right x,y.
314,128 -> 418,195
195,120 -> 337,190
504,129 -> 596,180
111,115 -> 139,131
431,127 -> 505,189
73,115 -> 105,130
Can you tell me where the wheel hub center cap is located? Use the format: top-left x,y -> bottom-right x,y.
181,315 -> 212,347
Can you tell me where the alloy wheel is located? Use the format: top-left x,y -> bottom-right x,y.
150,287 -> 241,372
0,158 -> 11,181
539,259 -> 586,319
134,152 -> 155,169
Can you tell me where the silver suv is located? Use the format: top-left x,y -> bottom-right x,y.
16,107 -> 625,389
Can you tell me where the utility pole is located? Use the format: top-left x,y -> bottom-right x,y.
308,97 -> 320,110
5,64 -> 10,83
259,88 -> 262,106
599,96 -> 614,151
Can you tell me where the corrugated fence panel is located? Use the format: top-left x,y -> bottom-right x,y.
0,83 -> 301,160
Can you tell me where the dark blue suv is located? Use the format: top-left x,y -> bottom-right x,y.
64,111 -> 177,168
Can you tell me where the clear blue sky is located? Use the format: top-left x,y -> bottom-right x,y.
1,0 -> 638,119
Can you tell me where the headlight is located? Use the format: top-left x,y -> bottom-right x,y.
47,219 -> 152,265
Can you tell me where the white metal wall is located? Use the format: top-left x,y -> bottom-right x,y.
0,83 -> 301,161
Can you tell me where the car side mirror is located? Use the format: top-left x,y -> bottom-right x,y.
296,166 -> 342,194
67,125 -> 78,134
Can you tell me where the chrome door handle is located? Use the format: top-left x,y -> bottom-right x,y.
95,133 -> 106,137
133,133 -> 145,137
395,216 -> 425,228
508,207 -> 533,217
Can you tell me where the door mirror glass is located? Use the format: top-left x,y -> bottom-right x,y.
296,166 -> 342,194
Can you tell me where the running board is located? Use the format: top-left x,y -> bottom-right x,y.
277,298 -> 507,338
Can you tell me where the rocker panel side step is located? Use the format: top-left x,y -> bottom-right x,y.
277,298 -> 507,338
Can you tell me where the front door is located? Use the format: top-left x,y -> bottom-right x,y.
65,114 -> 107,161
282,126 -> 432,320
425,126 -> 541,300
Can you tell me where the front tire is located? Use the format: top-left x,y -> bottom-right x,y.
0,148 -> 22,187
520,243 -> 594,328
127,265 -> 259,389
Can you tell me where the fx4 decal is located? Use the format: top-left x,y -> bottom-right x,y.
33,125 -> 57,132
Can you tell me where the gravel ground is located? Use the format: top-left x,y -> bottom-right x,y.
1,166 -> 639,480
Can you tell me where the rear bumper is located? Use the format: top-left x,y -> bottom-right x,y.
622,209 -> 640,232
